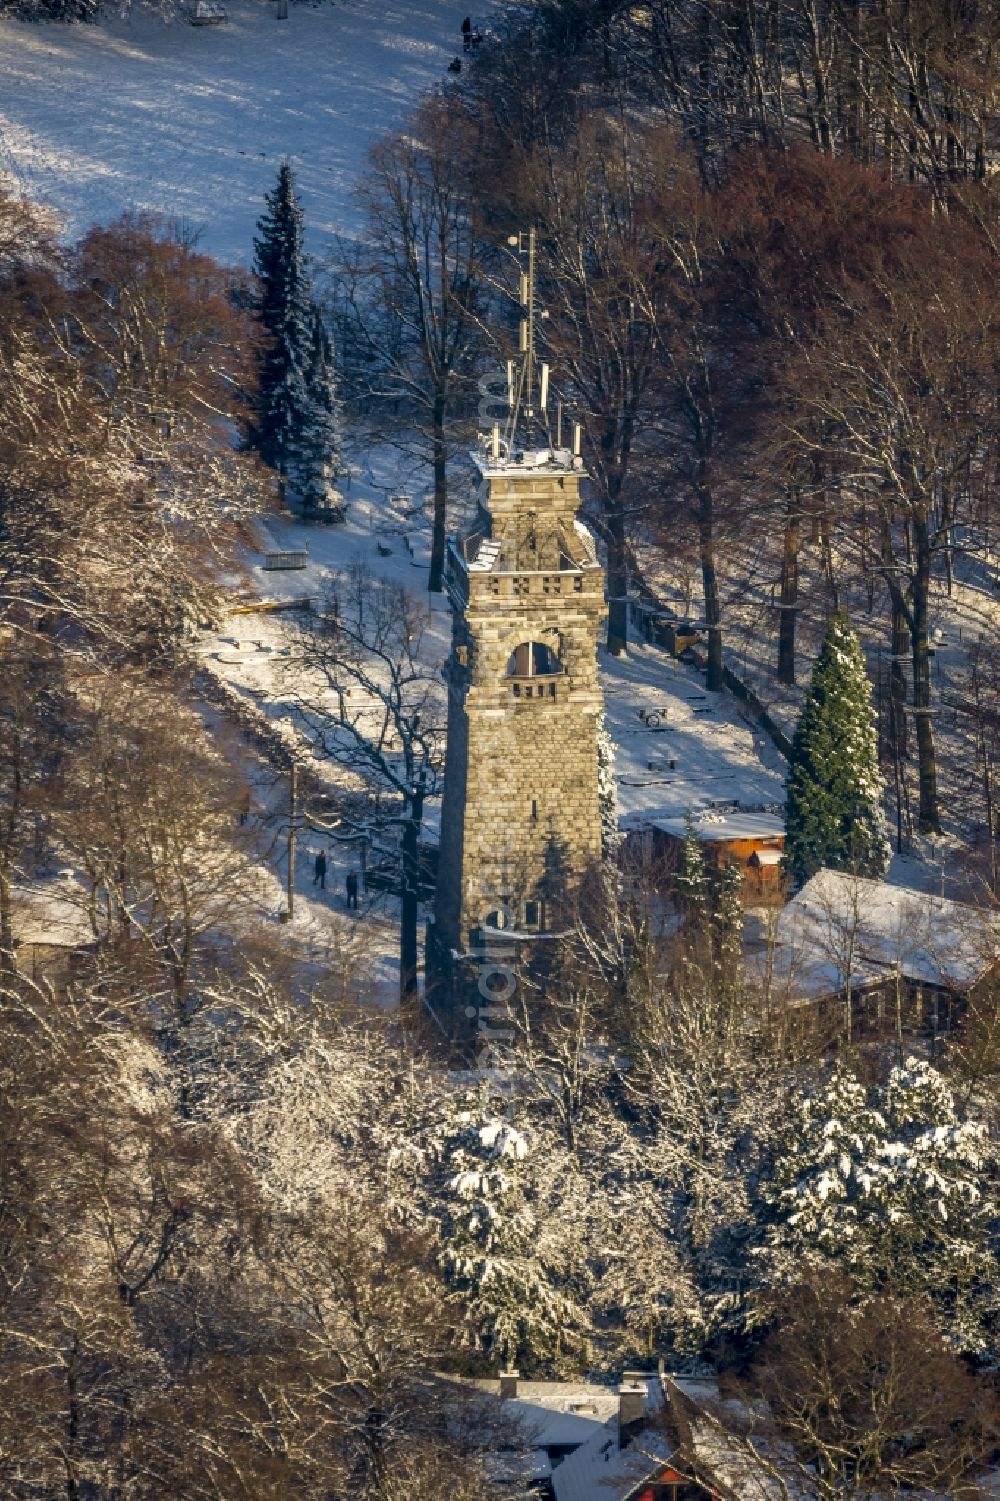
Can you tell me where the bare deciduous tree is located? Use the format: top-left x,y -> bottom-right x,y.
287,564 -> 444,1003
341,97 -> 484,593
742,1275 -> 1000,1500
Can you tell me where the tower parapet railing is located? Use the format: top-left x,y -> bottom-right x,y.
509,672 -> 562,701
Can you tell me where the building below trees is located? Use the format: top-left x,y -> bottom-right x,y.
765,869 -> 1000,1040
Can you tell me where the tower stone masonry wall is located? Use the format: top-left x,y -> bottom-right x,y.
433,458 -> 607,969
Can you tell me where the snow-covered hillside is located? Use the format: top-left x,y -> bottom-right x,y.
0,0 -> 459,261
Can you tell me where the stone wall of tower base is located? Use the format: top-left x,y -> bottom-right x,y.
458,701 -> 602,942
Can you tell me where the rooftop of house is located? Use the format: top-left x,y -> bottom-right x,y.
771,868 -> 1000,999
10,873 -> 93,951
456,1371 -> 822,1501
468,1378 -> 621,1450
653,810 -> 786,844
533,1377 -> 667,1501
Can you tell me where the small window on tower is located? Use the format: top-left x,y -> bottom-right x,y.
523,900 -> 542,930
531,798 -> 538,820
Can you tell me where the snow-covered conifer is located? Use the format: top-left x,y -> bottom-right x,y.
713,859 -> 744,981
252,165 -> 342,510
253,163 -> 311,475
675,814 -> 710,923
761,1059 -> 999,1352
429,1097 -> 588,1371
761,1064 -> 884,1267
297,304 -> 345,517
784,613 -> 890,885
875,1058 -> 1000,1352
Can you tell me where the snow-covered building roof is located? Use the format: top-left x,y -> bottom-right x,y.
455,1370 -> 800,1501
653,811 -> 785,844
10,875 -> 93,950
549,1374 -> 792,1501
771,869 -> 1000,1000
551,1424 -> 668,1501
494,1380 -> 622,1450
547,1378 -> 668,1501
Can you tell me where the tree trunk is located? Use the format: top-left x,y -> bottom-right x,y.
400,779 -> 425,1004
890,602 -> 909,760
64,1340 -> 80,1501
820,508 -> 839,611
429,393 -> 447,594
697,463 -> 723,691
600,411 -> 636,658
777,490 -> 801,686
910,517 -> 940,833
0,864 -> 13,974
0,741 -> 23,973
605,497 -> 628,656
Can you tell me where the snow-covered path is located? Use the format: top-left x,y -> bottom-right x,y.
0,0 -> 459,261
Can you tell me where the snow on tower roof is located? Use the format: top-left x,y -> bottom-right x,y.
471,445 -> 583,478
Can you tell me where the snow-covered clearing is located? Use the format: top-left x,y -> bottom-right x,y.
218,721 -> 404,1006
0,0 -> 464,1003
202,476 -> 787,852
602,643 -> 786,828
0,0 -> 459,261
0,0 -> 792,997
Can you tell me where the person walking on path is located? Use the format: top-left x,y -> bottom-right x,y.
313,850 -> 327,889
345,870 -> 359,911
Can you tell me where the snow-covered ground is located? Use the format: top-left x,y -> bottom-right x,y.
602,645 -> 786,828
637,517 -> 1000,898
201,469 -> 787,848
0,0 -> 460,261
0,0 -> 792,998
226,727 -> 405,1007
0,0 -> 463,1004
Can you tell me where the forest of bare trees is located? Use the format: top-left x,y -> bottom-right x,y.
3,0 -> 1000,1493
336,0 -> 1000,845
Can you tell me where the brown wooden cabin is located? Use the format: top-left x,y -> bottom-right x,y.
631,1471 -> 719,1501
650,809 -> 787,904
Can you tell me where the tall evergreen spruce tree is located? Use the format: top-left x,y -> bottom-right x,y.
785,614 -> 890,884
297,304 -> 344,515
253,164 -> 342,512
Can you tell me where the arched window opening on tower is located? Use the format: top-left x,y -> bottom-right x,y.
507,640 -> 562,677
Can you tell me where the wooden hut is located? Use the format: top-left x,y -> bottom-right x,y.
651,809 -> 786,903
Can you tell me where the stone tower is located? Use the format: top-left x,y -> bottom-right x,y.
430,441 -> 607,1017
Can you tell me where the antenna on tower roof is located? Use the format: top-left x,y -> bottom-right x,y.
505,227 -> 541,453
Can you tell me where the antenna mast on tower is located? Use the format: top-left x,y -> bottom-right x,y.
505,228 -> 549,452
